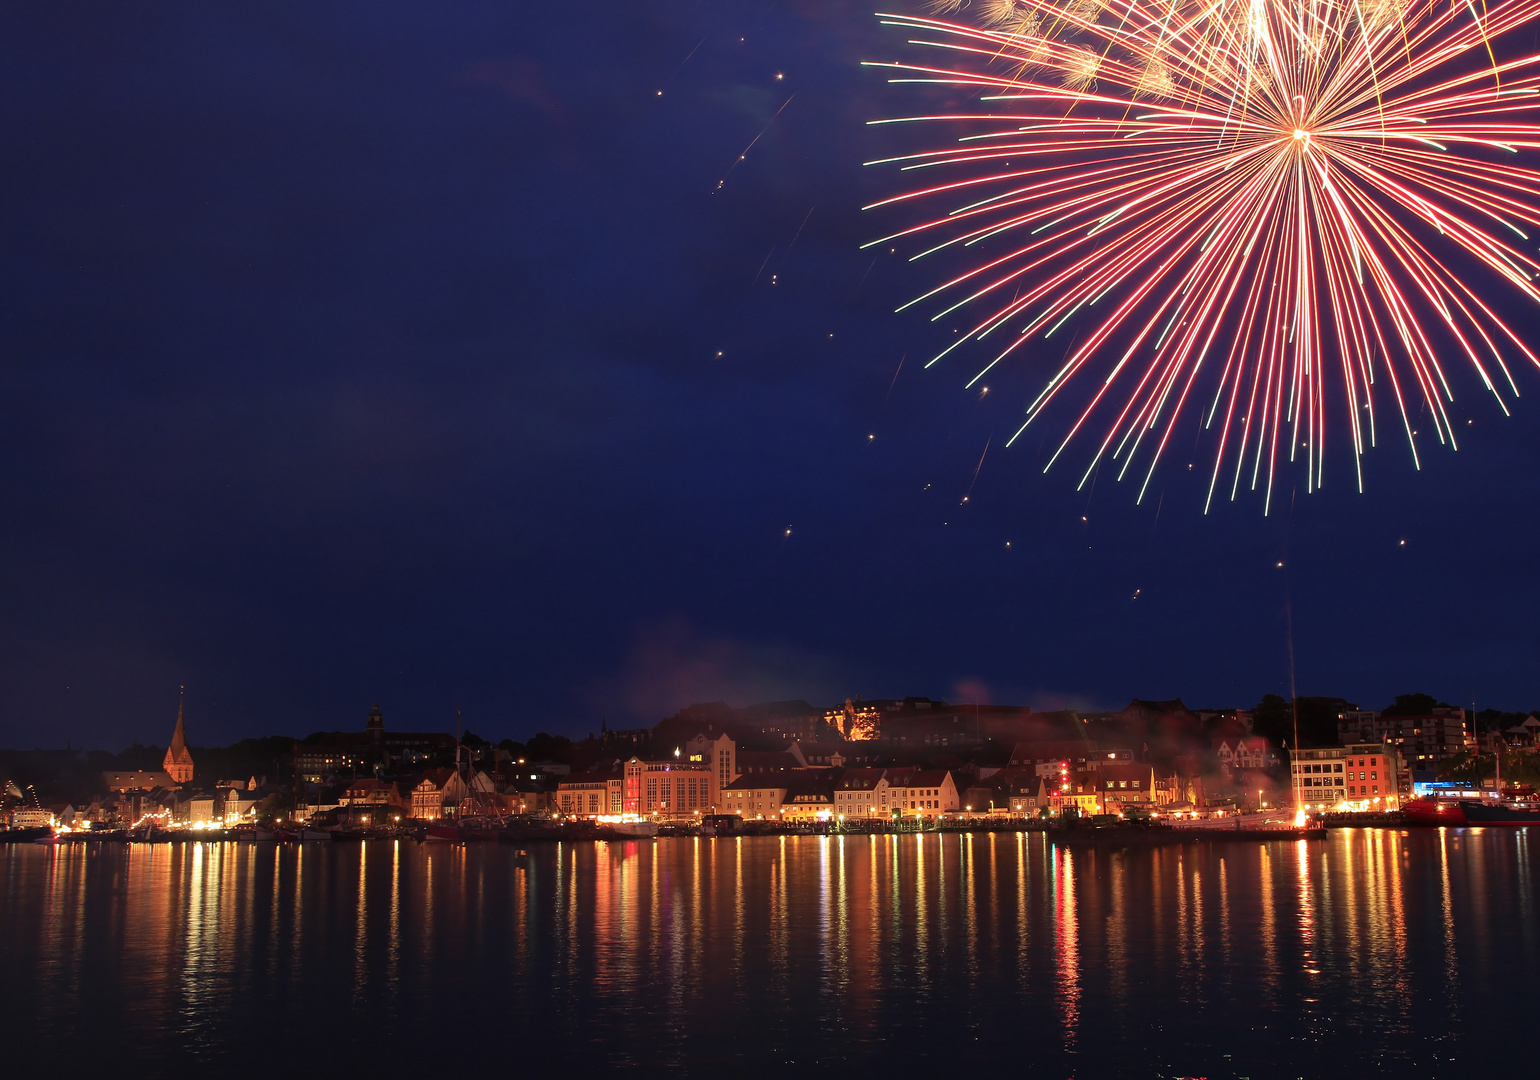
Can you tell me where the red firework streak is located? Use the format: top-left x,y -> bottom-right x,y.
865,0 -> 1540,510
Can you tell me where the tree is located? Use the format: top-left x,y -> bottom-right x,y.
1383,693 -> 1451,717
523,732 -> 573,764
1251,694 -> 1340,747
1252,694 -> 1292,747
1476,708 -> 1530,734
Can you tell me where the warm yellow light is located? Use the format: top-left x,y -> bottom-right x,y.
1293,129 -> 1307,140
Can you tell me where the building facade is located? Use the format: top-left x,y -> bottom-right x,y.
833,769 -> 890,818
681,732 -> 737,791
622,757 -> 718,818
1337,708 -> 1472,768
1097,762 -> 1171,808
1213,737 -> 1274,771
1290,744 -> 1405,811
721,779 -> 788,819
556,773 -> 623,818
884,770 -> 959,817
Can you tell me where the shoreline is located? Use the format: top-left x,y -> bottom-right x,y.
3,821 -> 1391,847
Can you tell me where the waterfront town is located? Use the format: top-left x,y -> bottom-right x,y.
3,691 -> 1533,837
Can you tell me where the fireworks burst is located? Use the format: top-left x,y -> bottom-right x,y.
865,0 -> 1540,511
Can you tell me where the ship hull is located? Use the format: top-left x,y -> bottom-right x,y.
605,822 -> 658,838
1402,798 -> 1468,827
1459,801 -> 1540,825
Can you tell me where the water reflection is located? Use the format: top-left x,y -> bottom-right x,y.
4,831 -> 1540,1075
1054,845 -> 1080,1050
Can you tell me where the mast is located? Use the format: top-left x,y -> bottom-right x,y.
1494,724 -> 1501,798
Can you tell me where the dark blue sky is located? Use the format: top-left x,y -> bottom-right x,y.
1,0 -> 1535,750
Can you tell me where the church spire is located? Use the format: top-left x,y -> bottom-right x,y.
163,688 -> 194,785
169,690 -> 187,754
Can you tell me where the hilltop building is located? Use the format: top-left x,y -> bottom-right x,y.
294,705 -> 459,782
1336,708 -> 1472,767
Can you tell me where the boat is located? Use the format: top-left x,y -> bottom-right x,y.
0,827 -> 52,844
1402,797 -> 1468,826
232,828 -> 276,841
606,820 -> 659,838
459,820 -> 502,842
1458,800 -> 1540,826
425,715 -> 500,843
297,828 -> 332,841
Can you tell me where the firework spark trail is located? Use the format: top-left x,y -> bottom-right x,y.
717,93 -> 796,190
865,0 -> 1540,509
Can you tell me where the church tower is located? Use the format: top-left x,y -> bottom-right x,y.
163,693 -> 194,785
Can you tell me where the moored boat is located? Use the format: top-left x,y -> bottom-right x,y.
0,827 -> 52,843
1458,800 -> 1540,825
1402,797 -> 1468,826
425,821 -> 463,842
232,828 -> 277,841
606,820 -> 659,838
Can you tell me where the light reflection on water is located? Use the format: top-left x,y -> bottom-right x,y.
2,830 -> 1537,1077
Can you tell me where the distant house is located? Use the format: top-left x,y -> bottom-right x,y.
101,771 -> 177,793
1050,772 -> 1102,814
411,768 -> 455,820
781,771 -> 838,822
721,777 -> 789,820
735,749 -> 804,776
222,787 -> 262,825
883,769 -> 959,817
556,772 -> 622,818
1096,762 -> 1174,807
833,768 -> 890,819
340,778 -> 406,811
44,804 -> 79,826
1213,737 -> 1274,771
186,791 -> 219,825
1007,741 -> 1099,773
792,741 -> 875,768
1504,715 -> 1540,747
1008,776 -> 1053,815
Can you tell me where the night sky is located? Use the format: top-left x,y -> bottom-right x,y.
2,0 -> 1536,750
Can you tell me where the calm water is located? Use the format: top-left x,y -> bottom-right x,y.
2,830 -> 1536,1076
